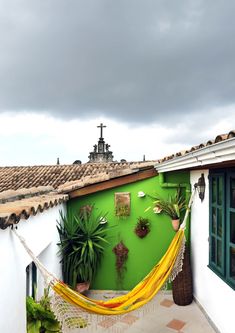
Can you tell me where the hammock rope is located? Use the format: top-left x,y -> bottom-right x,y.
13,187 -> 197,332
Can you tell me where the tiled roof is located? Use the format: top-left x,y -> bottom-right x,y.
0,161 -> 156,193
0,187 -> 68,229
157,130 -> 235,163
0,162 -> 156,229
57,167 -> 151,193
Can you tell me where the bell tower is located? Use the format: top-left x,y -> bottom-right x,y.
88,123 -> 114,163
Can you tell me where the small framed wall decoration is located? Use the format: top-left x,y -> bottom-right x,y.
115,192 -> 131,217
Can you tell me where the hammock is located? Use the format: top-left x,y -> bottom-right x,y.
13,188 -> 196,332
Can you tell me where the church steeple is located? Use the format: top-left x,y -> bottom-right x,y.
88,123 -> 114,163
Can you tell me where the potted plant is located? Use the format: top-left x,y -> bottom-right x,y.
57,209 -> 108,292
153,189 -> 186,231
135,217 -> 151,238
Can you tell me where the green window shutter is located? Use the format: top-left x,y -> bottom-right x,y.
226,172 -> 235,288
209,173 -> 225,276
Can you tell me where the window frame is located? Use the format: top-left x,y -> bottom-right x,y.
226,171 -> 235,288
26,262 -> 37,298
209,171 -> 226,276
209,169 -> 235,290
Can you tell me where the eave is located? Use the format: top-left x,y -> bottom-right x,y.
155,137 -> 235,173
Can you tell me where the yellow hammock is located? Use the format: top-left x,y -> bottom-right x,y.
52,228 -> 185,315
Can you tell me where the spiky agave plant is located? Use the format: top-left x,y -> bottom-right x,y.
57,209 -> 109,289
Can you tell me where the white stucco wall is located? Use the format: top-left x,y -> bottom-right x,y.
190,170 -> 235,333
0,203 -> 66,333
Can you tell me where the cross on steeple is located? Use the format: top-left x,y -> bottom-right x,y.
97,123 -> 106,139
88,123 -> 114,163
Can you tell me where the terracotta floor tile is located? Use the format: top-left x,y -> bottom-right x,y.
98,318 -> 117,328
160,299 -> 174,308
120,314 -> 139,325
166,319 -> 186,331
88,291 -> 216,333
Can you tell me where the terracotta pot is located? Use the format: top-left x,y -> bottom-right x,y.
76,282 -> 90,293
171,219 -> 180,231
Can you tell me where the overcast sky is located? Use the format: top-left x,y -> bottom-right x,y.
0,0 -> 234,166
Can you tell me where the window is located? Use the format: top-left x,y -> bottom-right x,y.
26,262 -> 37,298
209,169 -> 235,289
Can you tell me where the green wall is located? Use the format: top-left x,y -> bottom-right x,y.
67,171 -> 190,290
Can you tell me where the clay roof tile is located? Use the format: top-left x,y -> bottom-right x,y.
0,191 -> 68,229
228,130 -> 235,139
215,134 -> 228,143
0,161 -> 157,194
159,129 -> 235,163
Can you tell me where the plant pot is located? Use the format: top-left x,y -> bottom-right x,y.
171,219 -> 180,231
136,228 -> 149,238
76,282 -> 90,294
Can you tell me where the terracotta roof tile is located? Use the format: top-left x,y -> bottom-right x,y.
0,188 -> 68,229
159,129 -> 235,163
57,168 -> 142,193
0,186 -> 54,203
0,161 -> 156,193
228,130 -> 235,139
206,140 -> 214,146
215,134 -> 228,143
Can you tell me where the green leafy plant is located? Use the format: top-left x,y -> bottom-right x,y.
135,217 -> 151,238
152,189 -> 186,220
57,209 -> 109,289
26,288 -> 61,333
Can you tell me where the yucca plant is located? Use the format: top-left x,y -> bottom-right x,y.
57,209 -> 109,290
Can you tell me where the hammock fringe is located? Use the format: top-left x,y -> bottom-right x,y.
169,235 -> 186,282
50,292 -> 157,333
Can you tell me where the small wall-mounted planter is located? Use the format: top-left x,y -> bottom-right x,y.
135,217 -> 151,238
137,191 -> 146,198
99,216 -> 108,225
135,228 -> 149,238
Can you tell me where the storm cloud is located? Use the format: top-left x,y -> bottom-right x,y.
0,0 -> 235,124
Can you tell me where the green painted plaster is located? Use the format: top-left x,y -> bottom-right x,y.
67,171 -> 190,290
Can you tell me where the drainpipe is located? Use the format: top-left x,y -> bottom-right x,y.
158,172 -> 191,240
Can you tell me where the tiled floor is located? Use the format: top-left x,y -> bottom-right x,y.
86,290 -> 216,333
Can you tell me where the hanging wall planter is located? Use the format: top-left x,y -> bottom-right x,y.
112,241 -> 129,287
134,217 -> 151,238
